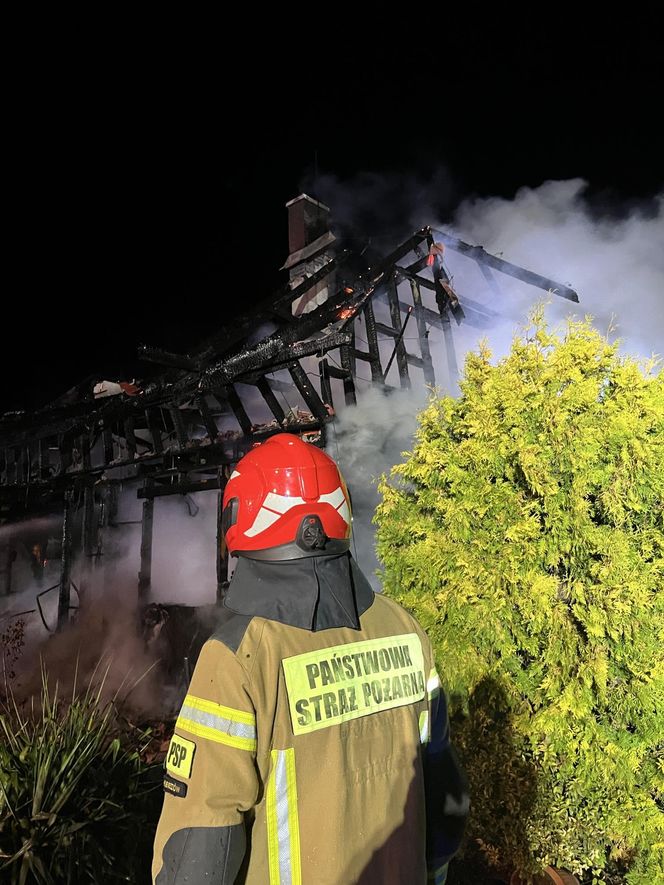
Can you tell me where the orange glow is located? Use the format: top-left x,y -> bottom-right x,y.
344,287 -> 354,294
338,308 -> 355,320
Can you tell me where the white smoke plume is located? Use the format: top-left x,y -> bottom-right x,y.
319,174 -> 663,588
328,386 -> 428,588
452,179 -> 664,361
1,491 -> 224,713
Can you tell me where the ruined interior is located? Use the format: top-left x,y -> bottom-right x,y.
0,195 -> 578,667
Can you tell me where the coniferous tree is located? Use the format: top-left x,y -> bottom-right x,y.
375,310 -> 664,884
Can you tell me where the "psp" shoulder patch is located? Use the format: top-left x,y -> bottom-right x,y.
166,734 -> 196,779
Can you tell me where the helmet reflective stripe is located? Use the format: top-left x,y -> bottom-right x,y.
319,487 -> 350,525
245,508 -> 282,538
262,492 -> 307,514
244,486 -> 349,539
244,493 -> 307,538
318,488 -> 345,508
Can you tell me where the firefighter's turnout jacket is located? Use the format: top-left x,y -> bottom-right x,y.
152,552 -> 468,884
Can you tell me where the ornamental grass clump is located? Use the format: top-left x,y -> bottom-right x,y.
375,310 -> 664,884
0,662 -> 162,884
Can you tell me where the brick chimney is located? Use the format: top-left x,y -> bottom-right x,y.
282,194 -> 336,316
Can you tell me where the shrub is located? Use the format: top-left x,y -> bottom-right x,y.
0,663 -> 162,884
375,310 -> 664,884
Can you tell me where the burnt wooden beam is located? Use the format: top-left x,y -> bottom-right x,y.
57,489 -> 74,629
16,447 -> 25,485
376,229 -> 430,272
217,493 -> 228,599
396,266 -> 436,291
409,279 -> 436,386
440,301 -> 460,389
386,278 -> 410,388
197,395 -> 219,442
223,386 -> 253,436
398,299 -> 443,329
362,300 -> 383,383
339,344 -> 357,406
145,409 -> 165,454
81,435 -> 95,596
196,331 -> 352,394
256,377 -> 286,424
138,345 -> 199,371
478,262 -> 503,298
138,479 -> 154,599
404,254 -> 432,275
216,468 -> 229,601
169,407 -> 189,449
102,422 -> 115,463
432,230 -> 579,302
398,265 -> 465,325
37,439 -> 46,480
324,363 -> 351,381
374,321 -> 398,338
288,362 -> 329,424
352,348 -> 373,362
124,417 -> 137,460
406,353 -> 425,369
384,305 -> 415,381
137,477 -> 221,499
59,432 -> 73,475
319,359 -> 334,410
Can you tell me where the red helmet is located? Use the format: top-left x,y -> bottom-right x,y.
222,433 -> 352,560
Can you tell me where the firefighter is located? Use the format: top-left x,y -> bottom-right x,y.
152,433 -> 468,884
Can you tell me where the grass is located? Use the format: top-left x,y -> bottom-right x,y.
0,659 -> 163,884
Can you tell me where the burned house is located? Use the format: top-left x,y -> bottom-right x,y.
0,194 -> 578,660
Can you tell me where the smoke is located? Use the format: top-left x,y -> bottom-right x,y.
1,490 -> 226,714
304,167 -> 458,248
318,172 -> 663,586
0,515 -> 61,544
3,172 -> 661,699
328,385 -> 428,588
452,179 -> 664,360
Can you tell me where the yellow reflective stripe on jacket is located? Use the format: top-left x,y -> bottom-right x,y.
176,693 -> 257,751
266,748 -> 302,885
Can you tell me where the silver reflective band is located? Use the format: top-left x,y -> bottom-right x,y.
180,703 -> 256,741
427,672 -> 441,697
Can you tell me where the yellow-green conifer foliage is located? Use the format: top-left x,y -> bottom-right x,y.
375,311 -> 663,884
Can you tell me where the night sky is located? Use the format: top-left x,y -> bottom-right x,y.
4,49 -> 662,415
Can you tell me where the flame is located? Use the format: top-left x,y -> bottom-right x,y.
338,308 -> 355,320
